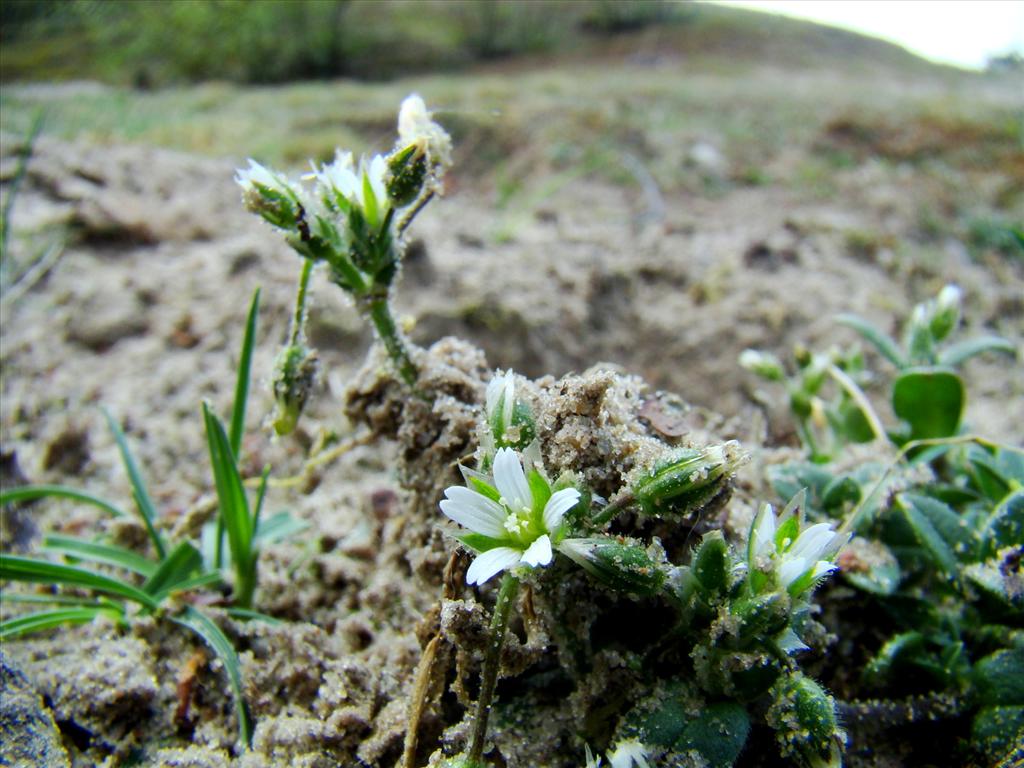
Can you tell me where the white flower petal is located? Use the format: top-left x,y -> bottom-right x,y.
751,504 -> 777,559
486,371 -> 515,430
787,523 -> 837,563
440,488 -> 508,538
543,487 -> 581,532
466,547 -> 521,585
398,94 -> 429,141
520,534 -> 553,567
779,556 -> 810,588
367,154 -> 388,207
608,740 -> 650,768
493,448 -> 532,512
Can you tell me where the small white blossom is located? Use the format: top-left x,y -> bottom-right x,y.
440,447 -> 581,585
607,740 -> 650,768
749,503 -> 848,594
235,158 -> 283,193
398,93 -> 453,169
310,150 -> 389,219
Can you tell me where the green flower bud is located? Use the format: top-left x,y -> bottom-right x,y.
739,349 -> 785,381
271,343 -> 319,436
692,531 -> 732,597
929,284 -> 961,342
907,303 -> 935,364
387,144 -> 429,207
768,673 -> 844,768
236,160 -> 305,231
631,442 -> 747,518
558,536 -> 666,597
731,592 -> 790,640
485,371 -> 536,452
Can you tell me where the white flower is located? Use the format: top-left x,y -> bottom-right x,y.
607,740 -> 650,768
235,158 -> 283,193
398,93 -> 452,169
235,159 -> 305,227
440,447 -> 581,585
310,150 -> 389,221
748,502 -> 848,595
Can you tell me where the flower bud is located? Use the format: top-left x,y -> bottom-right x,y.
387,144 -> 429,207
929,284 -> 961,342
692,531 -> 732,596
907,302 -> 935,363
485,371 -> 536,452
631,442 -> 747,518
236,159 -> 305,231
739,349 -> 785,381
558,536 -> 666,597
768,673 -> 844,768
731,592 -> 790,639
271,343 -> 319,436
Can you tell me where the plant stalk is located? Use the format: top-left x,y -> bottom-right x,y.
364,295 -> 418,387
290,258 -> 314,346
467,572 -> 519,764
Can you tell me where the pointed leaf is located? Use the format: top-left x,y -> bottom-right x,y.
0,606 -> 115,639
938,335 -> 1016,368
42,534 -> 157,578
203,404 -> 253,571
142,541 -> 203,597
229,289 -> 260,458
0,554 -> 159,610
103,409 -> 166,558
836,313 -> 906,368
171,607 -> 253,747
0,485 -> 127,518
897,496 -> 959,575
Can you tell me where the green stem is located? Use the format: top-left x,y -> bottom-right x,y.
290,259 -> 314,346
468,572 -> 519,764
591,492 -> 635,527
364,295 -> 418,387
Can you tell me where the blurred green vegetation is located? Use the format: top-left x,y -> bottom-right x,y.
0,0 -> 683,85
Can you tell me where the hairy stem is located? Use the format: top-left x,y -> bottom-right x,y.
468,572 -> 519,764
290,258 -> 314,346
591,491 -> 635,527
364,295 -> 418,387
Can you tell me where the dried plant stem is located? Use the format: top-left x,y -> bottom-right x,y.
468,572 -> 519,764
403,633 -> 442,768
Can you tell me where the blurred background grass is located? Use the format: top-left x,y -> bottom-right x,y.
1,0 -> 1019,257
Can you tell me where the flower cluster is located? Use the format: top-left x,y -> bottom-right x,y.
584,739 -> 651,768
747,501 -> 849,597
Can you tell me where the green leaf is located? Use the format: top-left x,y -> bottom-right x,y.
142,541 -> 203,598
836,313 -> 906,368
676,702 -> 750,768
452,531 -> 507,553
0,554 -> 159,610
0,606 -> 115,639
171,607 -> 253,747
767,463 -> 834,512
938,335 -> 1016,368
42,534 -> 157,578
0,485 -> 127,518
903,493 -> 977,560
253,511 -> 307,546
103,409 -> 166,559
974,647 -> 1024,707
203,404 -> 253,572
892,367 -> 964,441
981,491 -> 1024,556
897,495 -> 960,574
971,706 -> 1024,764
693,531 -> 730,596
864,631 -> 925,686
229,289 -> 260,458
226,607 -> 282,625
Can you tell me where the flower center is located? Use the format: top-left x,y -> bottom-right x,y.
501,501 -> 538,545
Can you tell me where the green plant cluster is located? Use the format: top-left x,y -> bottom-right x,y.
744,285 -> 1022,765
0,291 -> 305,748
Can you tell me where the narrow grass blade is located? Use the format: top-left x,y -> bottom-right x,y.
226,607 -> 282,625
142,541 -> 202,597
172,606 -> 253,747
2,593 -> 113,608
152,571 -> 222,603
251,466 -> 270,541
0,606 -> 114,639
0,554 -> 159,610
42,534 -> 157,578
103,409 -> 166,559
254,511 -> 308,546
229,288 -> 260,458
204,404 -> 253,569
0,485 -> 127,518
836,314 -> 906,368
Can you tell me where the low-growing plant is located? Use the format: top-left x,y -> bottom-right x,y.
0,290 -> 305,748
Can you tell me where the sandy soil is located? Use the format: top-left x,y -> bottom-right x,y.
0,93 -> 1021,768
